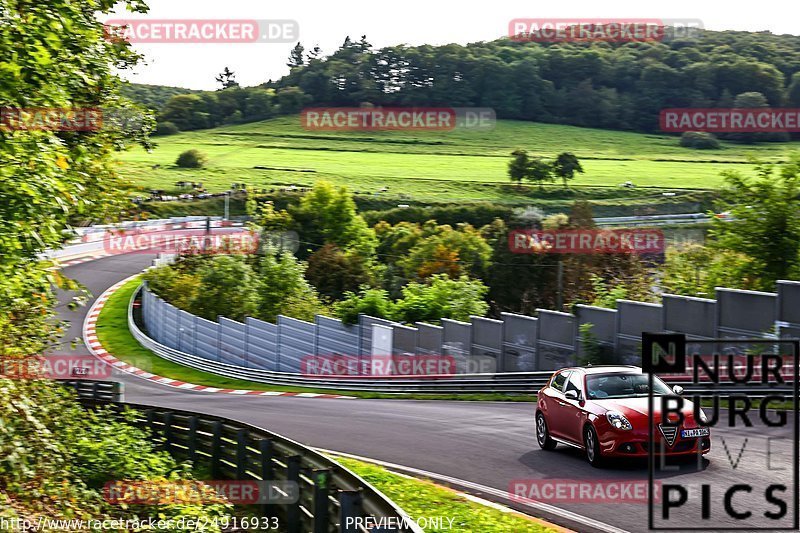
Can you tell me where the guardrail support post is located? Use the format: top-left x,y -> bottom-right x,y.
312,469 -> 330,533
338,490 -> 363,532
236,429 -> 248,479
286,455 -> 302,533
187,416 -> 198,463
112,381 -> 124,402
211,421 -> 223,478
163,412 -> 174,453
259,439 -> 275,520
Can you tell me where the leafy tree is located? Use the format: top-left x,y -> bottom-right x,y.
393,274 -> 488,324
290,181 -> 377,258
660,244 -> 758,297
708,158 -> 800,289
788,72 -> 800,107
400,223 -> 492,280
725,91 -> 789,143
155,121 -> 179,136
190,255 -> 258,321
527,157 -> 554,189
587,274 -> 632,308
0,0 -> 230,526
254,200 -> 294,231
143,263 -> 203,310
508,149 -> 530,187
159,94 -> 210,130
569,200 -> 596,228
333,275 -> 489,325
306,244 -> 373,300
275,86 -> 310,114
243,88 -> 275,120
334,287 -> 395,324
552,152 -> 584,188
255,249 -> 323,321
215,66 -> 239,89
176,149 -> 208,168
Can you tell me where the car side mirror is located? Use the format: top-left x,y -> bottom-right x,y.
564,390 -> 579,401
672,385 -> 684,395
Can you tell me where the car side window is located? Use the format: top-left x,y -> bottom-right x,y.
551,371 -> 570,392
564,372 -> 583,398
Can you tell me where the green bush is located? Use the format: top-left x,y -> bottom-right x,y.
155,121 -> 180,136
679,131 -> 720,149
0,379 -> 231,528
176,149 -> 208,168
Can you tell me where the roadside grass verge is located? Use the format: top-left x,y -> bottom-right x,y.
335,457 -> 563,533
94,277 -> 534,402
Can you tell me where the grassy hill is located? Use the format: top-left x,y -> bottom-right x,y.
118,116 -> 800,207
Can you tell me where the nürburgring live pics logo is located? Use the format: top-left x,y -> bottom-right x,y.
643,333 -> 799,530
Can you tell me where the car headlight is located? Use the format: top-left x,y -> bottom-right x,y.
698,408 -> 708,423
606,411 -> 633,431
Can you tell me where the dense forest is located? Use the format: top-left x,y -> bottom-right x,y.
129,29 -> 800,135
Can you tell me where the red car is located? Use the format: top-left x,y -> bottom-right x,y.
536,365 -> 711,466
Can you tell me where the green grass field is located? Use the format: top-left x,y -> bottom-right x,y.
336,456 -> 560,533
117,116 -> 800,205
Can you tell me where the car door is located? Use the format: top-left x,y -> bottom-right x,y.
544,370 -> 572,439
560,371 -> 587,444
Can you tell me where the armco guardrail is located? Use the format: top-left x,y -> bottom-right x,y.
59,379 -> 125,401
42,216 -> 234,261
69,384 -> 420,532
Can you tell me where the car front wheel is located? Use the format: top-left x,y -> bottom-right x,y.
584,425 -> 603,467
536,411 -> 557,450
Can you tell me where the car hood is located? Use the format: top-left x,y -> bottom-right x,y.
591,396 -> 698,423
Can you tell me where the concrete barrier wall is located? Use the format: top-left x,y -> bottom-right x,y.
140,277 -> 789,372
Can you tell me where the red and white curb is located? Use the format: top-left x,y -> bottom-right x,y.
82,274 -> 355,399
60,252 -> 111,268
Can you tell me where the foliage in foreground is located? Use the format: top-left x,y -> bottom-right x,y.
0,379 -> 231,529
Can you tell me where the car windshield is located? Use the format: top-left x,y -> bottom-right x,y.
585,373 -> 673,399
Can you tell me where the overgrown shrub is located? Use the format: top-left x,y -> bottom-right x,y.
155,121 -> 179,136
176,149 -> 207,168
0,379 -> 231,528
679,131 -> 720,149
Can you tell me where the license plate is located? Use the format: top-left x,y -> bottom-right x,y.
680,428 -> 710,438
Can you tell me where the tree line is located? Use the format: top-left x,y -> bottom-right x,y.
130,28 -> 800,137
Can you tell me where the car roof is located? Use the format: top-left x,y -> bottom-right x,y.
559,365 -> 642,375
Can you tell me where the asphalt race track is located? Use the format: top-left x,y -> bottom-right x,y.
52,252 -> 800,533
